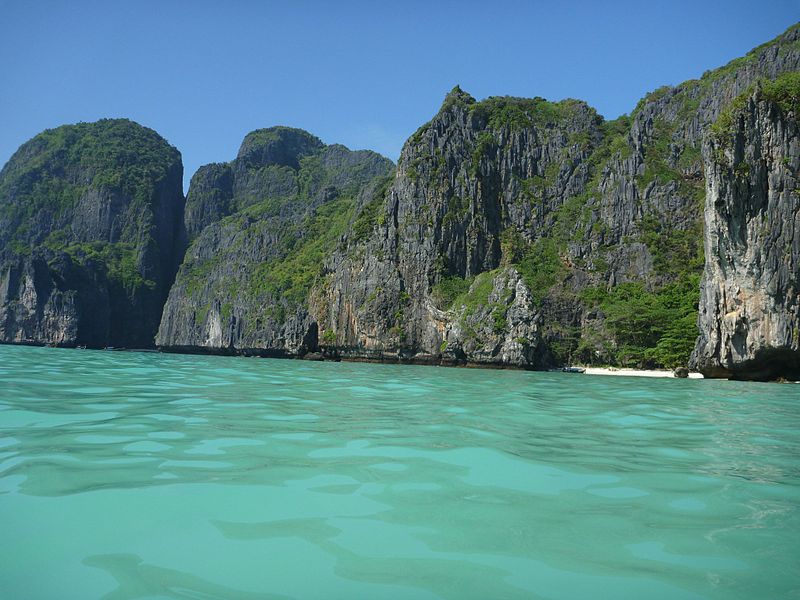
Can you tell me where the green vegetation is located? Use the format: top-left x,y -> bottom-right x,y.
194,304 -> 210,325
470,132 -> 495,176
580,276 -> 700,368
442,195 -> 470,226
440,85 -> 476,112
469,96 -> 588,130
446,269 -> 512,340
699,23 -> 798,88
351,174 -> 392,242
520,176 -> 545,204
677,143 -> 702,171
452,271 -> 495,314
712,72 -> 800,145
431,275 -> 473,309
175,135 -> 396,326
632,86 -> 673,116
588,116 -> 632,168
183,252 -> 222,296
44,238 -> 155,294
709,90 -> 751,144
237,127 -> 322,168
500,227 -> 527,265
485,78 -> 707,367
220,303 -> 233,321
636,118 -> 682,189
637,215 -> 704,277
240,126 -> 321,150
248,195 -> 354,315
516,237 -> 564,304
0,119 -> 179,246
0,119 -> 180,224
491,306 -> 507,334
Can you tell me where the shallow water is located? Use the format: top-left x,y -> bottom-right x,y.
0,345 -> 798,599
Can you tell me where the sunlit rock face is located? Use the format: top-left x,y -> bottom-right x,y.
692,84 -> 800,380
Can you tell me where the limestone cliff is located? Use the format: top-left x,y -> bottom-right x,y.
0,119 -> 185,347
316,91 -> 602,366
692,75 -> 800,380
155,127 -> 393,354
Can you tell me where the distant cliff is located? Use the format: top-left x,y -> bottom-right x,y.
0,119 -> 185,347
155,127 -> 393,354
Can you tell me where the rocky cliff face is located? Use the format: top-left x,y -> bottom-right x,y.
310,24 -> 800,370
0,119 -> 185,347
314,91 -> 603,366
156,127 -> 393,353
692,75 -> 800,380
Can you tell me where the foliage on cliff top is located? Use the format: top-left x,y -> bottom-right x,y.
711,72 -> 800,145
469,95 -> 594,130
0,119 -> 180,245
699,22 -> 799,86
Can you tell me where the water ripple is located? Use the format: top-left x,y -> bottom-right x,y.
0,345 -> 799,599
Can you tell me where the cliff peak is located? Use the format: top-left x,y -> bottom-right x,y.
236,126 -> 323,170
440,85 -> 476,111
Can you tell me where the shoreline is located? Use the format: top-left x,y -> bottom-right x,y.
582,367 -> 704,379
4,340 -> 706,379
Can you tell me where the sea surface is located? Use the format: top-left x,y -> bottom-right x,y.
0,345 -> 798,599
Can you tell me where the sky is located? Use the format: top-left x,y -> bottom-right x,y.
1,0 -> 798,191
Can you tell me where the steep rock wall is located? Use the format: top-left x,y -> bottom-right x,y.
692,80 -> 800,380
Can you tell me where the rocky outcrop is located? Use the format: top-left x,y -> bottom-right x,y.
156,127 -> 394,354
0,119 -> 185,347
156,24 -> 799,375
441,268 -> 545,366
692,78 -> 800,380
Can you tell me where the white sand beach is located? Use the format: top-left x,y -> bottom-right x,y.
583,367 -> 704,379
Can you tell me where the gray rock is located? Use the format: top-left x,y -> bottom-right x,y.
691,87 -> 800,380
673,367 -> 690,378
311,26 -> 800,371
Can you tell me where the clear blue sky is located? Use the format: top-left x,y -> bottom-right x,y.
1,0 -> 797,191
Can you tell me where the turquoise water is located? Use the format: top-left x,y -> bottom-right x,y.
0,346 -> 798,599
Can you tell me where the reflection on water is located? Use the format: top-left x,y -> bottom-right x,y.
0,345 -> 799,599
